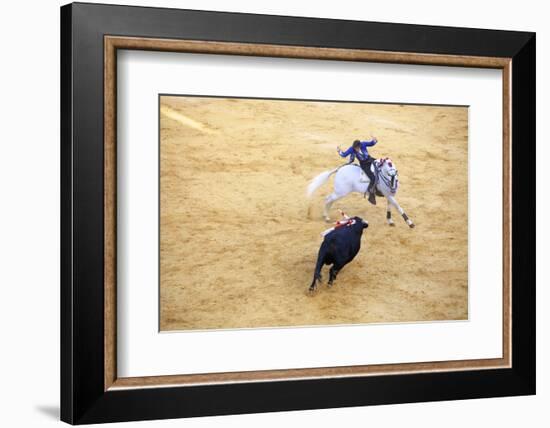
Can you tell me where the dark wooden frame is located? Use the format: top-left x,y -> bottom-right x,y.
105,37 -> 513,388
61,2 -> 536,424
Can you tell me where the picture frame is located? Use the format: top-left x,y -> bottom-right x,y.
61,2 -> 535,424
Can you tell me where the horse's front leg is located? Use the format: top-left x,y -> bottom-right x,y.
386,198 -> 395,226
387,195 -> 415,228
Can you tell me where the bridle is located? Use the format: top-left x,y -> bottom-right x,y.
377,159 -> 398,194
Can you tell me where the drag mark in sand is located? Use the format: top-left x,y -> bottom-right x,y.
160,105 -> 219,135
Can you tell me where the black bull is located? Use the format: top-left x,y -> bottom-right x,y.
309,216 -> 369,292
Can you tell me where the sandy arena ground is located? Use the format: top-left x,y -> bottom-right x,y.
159,96 -> 468,331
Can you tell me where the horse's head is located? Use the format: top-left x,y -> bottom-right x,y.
379,157 -> 397,177
378,157 -> 399,193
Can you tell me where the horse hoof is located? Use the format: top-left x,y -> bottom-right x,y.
388,222 -> 395,227
409,223 -> 416,229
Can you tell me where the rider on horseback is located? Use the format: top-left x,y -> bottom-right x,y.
337,138 -> 378,205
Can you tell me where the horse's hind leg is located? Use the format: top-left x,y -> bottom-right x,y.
323,193 -> 342,222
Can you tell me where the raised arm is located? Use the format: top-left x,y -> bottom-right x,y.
338,146 -> 355,158
361,138 -> 378,148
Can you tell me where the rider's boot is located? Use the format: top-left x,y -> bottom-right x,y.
366,182 -> 376,205
368,190 -> 376,205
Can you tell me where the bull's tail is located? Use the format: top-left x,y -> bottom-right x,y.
309,245 -> 327,291
306,166 -> 340,198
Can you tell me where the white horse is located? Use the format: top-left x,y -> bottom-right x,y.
307,158 -> 415,228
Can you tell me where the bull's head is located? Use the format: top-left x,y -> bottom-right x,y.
352,216 -> 369,229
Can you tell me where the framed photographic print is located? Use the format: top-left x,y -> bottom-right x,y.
60,2 -> 536,424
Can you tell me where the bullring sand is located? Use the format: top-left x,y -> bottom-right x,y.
159,96 -> 468,331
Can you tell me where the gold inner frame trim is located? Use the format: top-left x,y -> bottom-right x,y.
104,35 -> 512,391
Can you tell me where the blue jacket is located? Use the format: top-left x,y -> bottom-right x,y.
338,140 -> 377,162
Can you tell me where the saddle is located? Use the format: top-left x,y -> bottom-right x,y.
359,161 -> 383,201
358,161 -> 380,184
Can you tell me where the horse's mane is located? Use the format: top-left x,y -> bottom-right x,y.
378,157 -> 393,168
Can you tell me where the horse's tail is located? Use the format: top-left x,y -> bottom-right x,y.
306,167 -> 340,197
